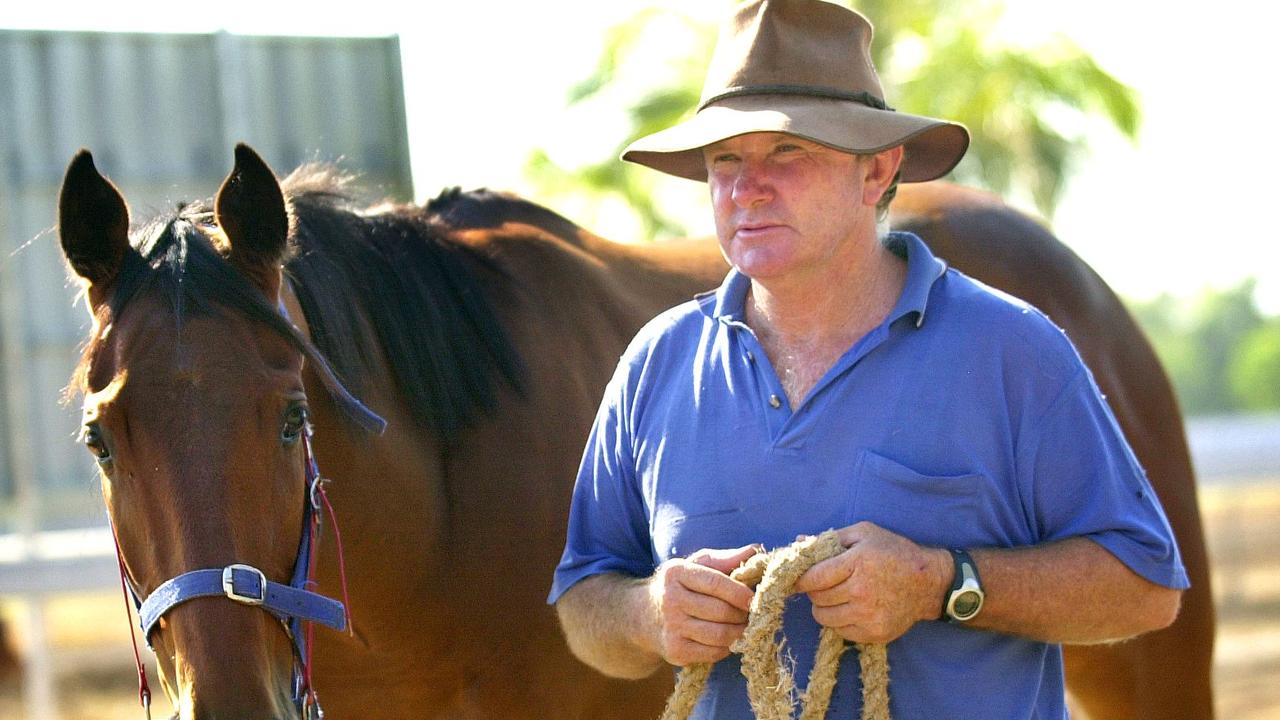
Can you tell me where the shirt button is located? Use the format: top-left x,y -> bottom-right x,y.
746,350 -> 755,363
769,394 -> 781,409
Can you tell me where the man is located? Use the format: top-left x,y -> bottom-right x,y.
549,0 -> 1188,717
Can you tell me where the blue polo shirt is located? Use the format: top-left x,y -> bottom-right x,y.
550,232 -> 1188,719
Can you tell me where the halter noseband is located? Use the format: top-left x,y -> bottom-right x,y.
136,500 -> 347,640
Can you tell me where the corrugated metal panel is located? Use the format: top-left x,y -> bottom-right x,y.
0,29 -> 412,532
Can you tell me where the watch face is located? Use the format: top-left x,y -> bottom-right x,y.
953,590 -> 982,619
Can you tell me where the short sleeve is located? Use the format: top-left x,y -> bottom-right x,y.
547,362 -> 656,604
1018,367 -> 1190,589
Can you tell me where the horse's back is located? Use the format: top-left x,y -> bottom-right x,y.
893,182 -> 1215,720
430,188 -> 727,332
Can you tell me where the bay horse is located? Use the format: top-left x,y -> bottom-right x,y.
57,145 -> 1211,719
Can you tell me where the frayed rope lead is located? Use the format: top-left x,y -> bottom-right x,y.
659,530 -> 890,720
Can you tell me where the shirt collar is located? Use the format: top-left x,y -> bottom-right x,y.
696,266 -> 752,321
885,231 -> 948,328
695,231 -> 947,328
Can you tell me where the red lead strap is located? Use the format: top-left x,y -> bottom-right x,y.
316,482 -> 353,632
112,533 -> 152,719
299,431 -> 354,714
303,431 -> 353,633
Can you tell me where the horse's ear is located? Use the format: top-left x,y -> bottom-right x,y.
215,144 -> 291,276
58,150 -> 132,287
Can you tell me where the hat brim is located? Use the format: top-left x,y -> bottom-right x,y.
621,94 -> 969,183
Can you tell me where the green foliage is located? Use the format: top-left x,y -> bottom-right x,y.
526,0 -> 1141,237
1128,280 -> 1280,416
525,7 -> 712,239
1230,321 -> 1280,412
857,0 -> 1139,215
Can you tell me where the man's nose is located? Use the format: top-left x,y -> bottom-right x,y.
730,159 -> 773,208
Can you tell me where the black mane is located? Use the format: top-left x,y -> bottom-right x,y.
73,166 -> 524,443
284,170 -> 524,440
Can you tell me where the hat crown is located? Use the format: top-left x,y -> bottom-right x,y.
701,0 -> 886,107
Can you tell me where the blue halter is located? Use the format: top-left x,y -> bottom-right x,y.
136,430 -> 346,636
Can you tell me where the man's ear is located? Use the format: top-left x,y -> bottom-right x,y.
58,150 -> 133,287
863,145 -> 905,207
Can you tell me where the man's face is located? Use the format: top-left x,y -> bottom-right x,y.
702,132 -> 878,285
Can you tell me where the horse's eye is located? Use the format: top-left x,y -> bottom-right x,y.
82,422 -> 112,464
282,403 -> 309,445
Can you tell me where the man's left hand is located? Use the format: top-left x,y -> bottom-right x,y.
793,521 -> 951,644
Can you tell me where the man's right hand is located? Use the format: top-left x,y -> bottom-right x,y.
643,544 -> 762,666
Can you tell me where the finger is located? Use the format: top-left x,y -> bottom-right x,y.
681,616 -> 748,650
677,565 -> 755,611
806,575 -> 859,608
815,606 -> 906,645
665,635 -> 735,667
793,553 -> 852,594
688,544 -> 764,574
810,599 -> 859,629
835,521 -> 877,546
679,588 -> 750,625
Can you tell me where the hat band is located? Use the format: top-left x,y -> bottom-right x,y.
699,84 -> 895,112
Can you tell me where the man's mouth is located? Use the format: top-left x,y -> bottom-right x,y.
735,222 -> 783,237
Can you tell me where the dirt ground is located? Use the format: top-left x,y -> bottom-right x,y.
2,481 -> 1278,719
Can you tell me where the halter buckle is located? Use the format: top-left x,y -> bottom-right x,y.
222,564 -> 268,606
309,475 -> 328,512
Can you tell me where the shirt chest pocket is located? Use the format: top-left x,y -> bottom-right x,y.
852,450 -> 987,547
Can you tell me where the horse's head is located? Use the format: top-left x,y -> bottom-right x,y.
59,145 -> 341,719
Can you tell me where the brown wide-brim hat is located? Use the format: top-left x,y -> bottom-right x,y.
622,0 -> 970,184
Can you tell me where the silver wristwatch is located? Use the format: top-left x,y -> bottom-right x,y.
942,548 -> 984,622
